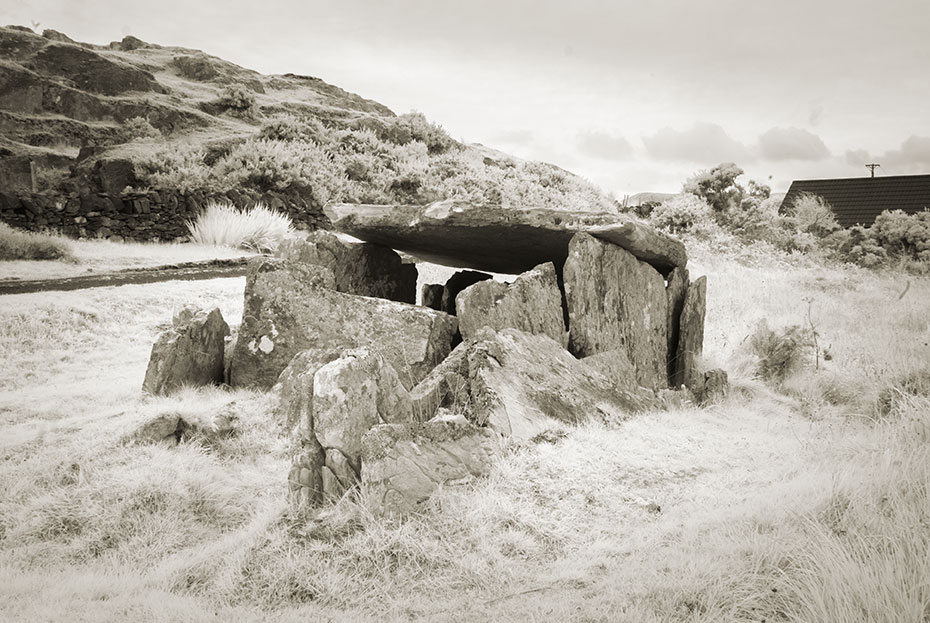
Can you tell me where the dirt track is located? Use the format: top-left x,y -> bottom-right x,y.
0,258 -> 249,295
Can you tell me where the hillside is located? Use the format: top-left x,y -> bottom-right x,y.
0,25 -> 616,240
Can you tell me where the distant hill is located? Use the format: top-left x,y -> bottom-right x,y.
625,192 -> 676,207
0,26 -> 616,216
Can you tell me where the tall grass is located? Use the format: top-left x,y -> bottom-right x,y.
185,201 -> 293,252
0,222 -> 73,261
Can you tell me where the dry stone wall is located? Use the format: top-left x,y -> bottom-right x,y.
0,183 -> 328,240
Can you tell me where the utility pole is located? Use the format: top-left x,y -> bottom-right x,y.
866,163 -> 880,177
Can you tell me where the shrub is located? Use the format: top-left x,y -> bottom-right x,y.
257,114 -> 328,143
213,139 -> 346,205
377,112 -> 458,154
135,144 -> 212,193
748,321 -> 815,385
120,116 -> 162,142
185,201 -> 293,252
787,193 -> 840,237
869,209 -> 930,262
0,222 -> 72,260
216,84 -> 256,117
648,193 -> 714,234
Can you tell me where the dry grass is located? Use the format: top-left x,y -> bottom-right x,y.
1,244 -> 929,621
186,201 -> 294,252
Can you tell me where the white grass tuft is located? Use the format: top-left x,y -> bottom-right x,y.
186,200 -> 294,252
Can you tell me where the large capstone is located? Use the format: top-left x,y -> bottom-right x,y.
276,230 -> 417,303
563,232 -> 668,390
229,257 -> 457,390
361,417 -> 500,517
455,262 -> 567,347
142,306 -> 229,395
326,201 -> 686,276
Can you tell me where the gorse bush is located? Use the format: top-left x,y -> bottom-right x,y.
0,222 -> 73,260
216,83 -> 256,115
648,193 -> 716,234
120,116 -> 162,142
185,201 -> 293,252
786,192 -> 841,237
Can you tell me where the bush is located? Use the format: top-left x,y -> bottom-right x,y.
120,116 -> 162,142
185,201 -> 293,252
648,193 -> 714,234
869,209 -> 930,262
135,144 -> 212,194
213,139 -> 346,205
216,84 -> 256,117
749,321 -> 815,385
257,114 -> 328,143
786,193 -> 840,237
377,112 -> 458,154
0,222 -> 72,260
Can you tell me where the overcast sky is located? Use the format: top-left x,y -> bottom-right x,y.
3,0 -> 929,196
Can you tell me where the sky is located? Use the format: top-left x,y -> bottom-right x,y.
3,0 -> 929,197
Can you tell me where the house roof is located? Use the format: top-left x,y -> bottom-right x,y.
780,174 -> 930,228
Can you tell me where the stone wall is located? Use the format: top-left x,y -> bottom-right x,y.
0,185 -> 329,240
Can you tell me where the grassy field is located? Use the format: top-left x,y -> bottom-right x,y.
1,244 -> 928,622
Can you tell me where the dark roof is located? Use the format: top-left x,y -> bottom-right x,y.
780,174 -> 930,227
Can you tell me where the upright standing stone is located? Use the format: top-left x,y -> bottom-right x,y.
455,262 -> 567,347
229,258 -> 457,390
672,276 -> 707,390
422,270 -> 493,315
276,230 -> 417,303
665,266 -> 689,385
142,306 -> 230,395
563,232 -> 668,389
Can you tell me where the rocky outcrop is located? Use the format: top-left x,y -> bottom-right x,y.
361,417 -> 500,517
229,257 -> 457,390
142,306 -> 229,395
276,231 -> 417,303
564,232 -> 668,390
672,276 -> 707,390
455,262 -> 567,347
326,201 -> 687,275
422,269 -> 492,315
409,329 -> 653,441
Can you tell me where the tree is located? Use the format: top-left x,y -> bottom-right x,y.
682,162 -> 746,213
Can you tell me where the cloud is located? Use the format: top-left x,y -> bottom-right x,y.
577,130 -> 633,161
844,136 -> 930,174
758,127 -> 830,161
882,135 -> 930,169
642,123 -> 752,164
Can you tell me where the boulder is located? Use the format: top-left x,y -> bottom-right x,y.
276,231 -> 417,303
326,201 -> 686,276
665,266 -> 689,384
311,349 -> 414,471
672,276 -> 707,390
361,419 -> 500,517
422,270 -> 493,314
229,258 -> 457,389
131,404 -> 237,445
409,329 -> 653,441
142,306 -> 229,395
455,262 -> 567,347
563,233 -> 668,390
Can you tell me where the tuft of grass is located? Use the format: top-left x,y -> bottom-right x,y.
185,200 -> 294,252
0,222 -> 73,261
748,320 -> 815,386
